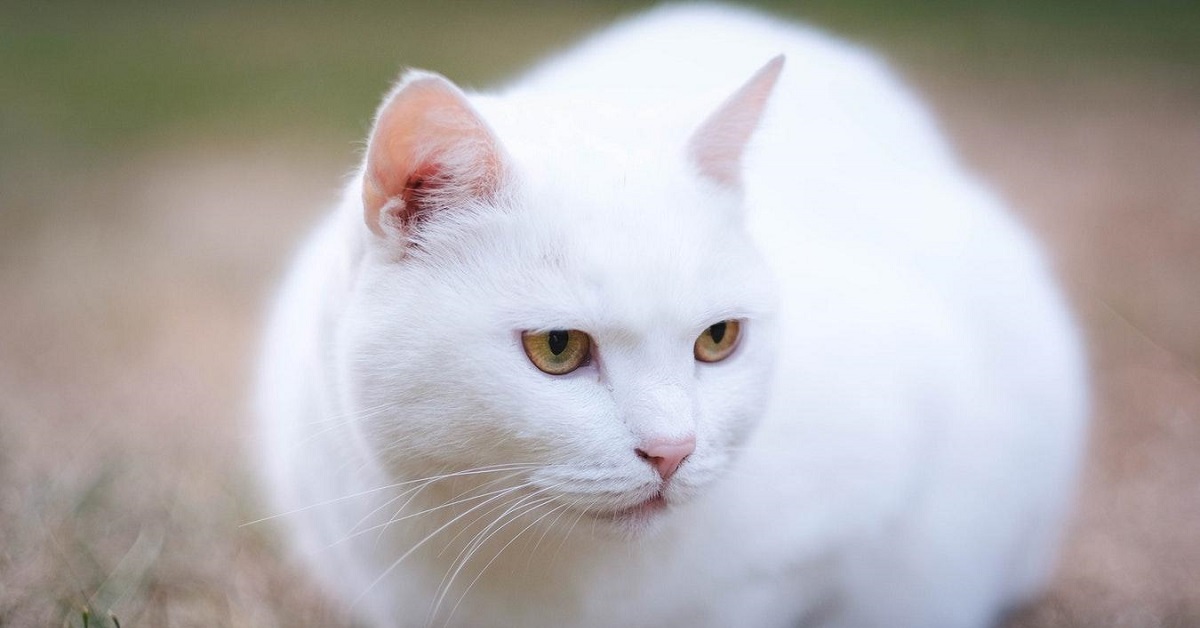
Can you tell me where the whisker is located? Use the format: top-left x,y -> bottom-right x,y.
442,500 -> 569,627
288,402 -> 399,453
552,497 -> 593,563
300,400 -> 394,427
365,469 -> 529,544
361,477 -> 530,546
434,483 -> 543,559
424,493 -> 542,627
332,482 -> 533,551
430,482 -> 567,617
351,483 -> 536,608
430,492 -> 562,626
242,463 -> 543,527
525,496 -> 577,570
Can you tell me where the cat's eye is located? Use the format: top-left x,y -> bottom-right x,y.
522,329 -> 592,375
694,320 -> 742,363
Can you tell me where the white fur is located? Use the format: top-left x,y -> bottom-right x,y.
256,5 -> 1087,627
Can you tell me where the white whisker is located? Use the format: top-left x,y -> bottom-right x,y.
430,491 -> 562,626
332,482 -> 532,551
428,483 -> 567,619
366,469 -> 530,545
351,482 -> 537,608
242,463 -> 543,527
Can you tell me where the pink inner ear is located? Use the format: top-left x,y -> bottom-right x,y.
687,55 -> 785,188
397,162 -> 445,229
362,73 -> 503,238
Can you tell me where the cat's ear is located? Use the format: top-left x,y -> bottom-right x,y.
686,55 -> 784,189
362,70 -> 505,239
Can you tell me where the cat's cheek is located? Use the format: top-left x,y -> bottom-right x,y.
702,323 -> 778,449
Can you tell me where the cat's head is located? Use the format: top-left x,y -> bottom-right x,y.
341,58 -> 784,536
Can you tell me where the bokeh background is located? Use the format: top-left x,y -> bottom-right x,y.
2,1 -> 1198,626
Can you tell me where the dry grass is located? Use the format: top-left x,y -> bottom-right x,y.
1,60 -> 1197,628
0,143 -> 353,626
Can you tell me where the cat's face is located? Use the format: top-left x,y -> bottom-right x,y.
341,60 -> 783,535
345,167 -> 776,536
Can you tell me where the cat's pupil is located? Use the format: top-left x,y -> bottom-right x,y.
709,322 -> 727,344
548,330 -> 569,355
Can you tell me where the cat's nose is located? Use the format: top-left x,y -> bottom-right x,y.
635,436 -> 695,481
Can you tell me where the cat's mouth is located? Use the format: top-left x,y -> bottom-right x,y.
591,492 -> 668,524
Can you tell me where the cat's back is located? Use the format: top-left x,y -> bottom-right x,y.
518,4 -> 891,106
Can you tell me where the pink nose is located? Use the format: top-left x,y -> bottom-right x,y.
635,436 -> 696,481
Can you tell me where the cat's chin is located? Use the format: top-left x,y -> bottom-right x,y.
584,493 -> 674,538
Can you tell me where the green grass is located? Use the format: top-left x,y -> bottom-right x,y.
790,0 -> 1200,71
70,607 -> 122,628
1,0 -> 1197,157
0,1 -> 645,156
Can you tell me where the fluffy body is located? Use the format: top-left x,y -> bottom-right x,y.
256,5 -> 1087,627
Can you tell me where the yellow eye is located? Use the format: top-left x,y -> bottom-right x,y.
694,319 -> 741,363
522,329 -> 592,375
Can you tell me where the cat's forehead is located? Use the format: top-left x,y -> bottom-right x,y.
477,91 -> 706,207
513,148 -> 735,267
499,117 -> 728,237
493,183 -> 770,332
456,93 -> 774,328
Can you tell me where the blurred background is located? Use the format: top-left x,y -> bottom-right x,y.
1,1 -> 1197,626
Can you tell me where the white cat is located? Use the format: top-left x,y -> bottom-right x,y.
256,5 -> 1087,627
